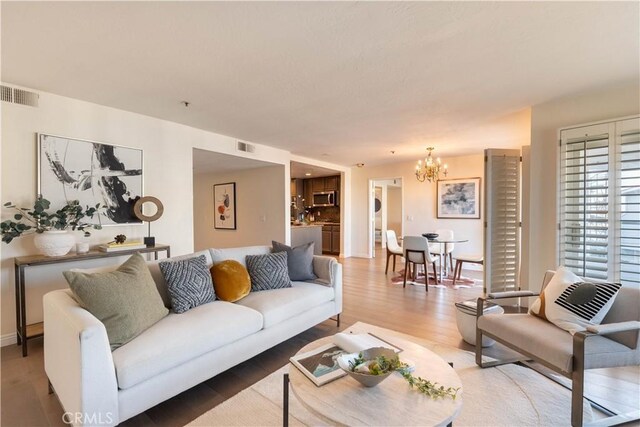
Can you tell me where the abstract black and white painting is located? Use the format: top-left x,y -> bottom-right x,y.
437,177 -> 481,219
38,134 -> 143,225
214,182 -> 236,230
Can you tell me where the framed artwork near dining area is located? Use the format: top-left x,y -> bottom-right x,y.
437,177 -> 481,219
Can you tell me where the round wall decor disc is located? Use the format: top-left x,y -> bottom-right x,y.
133,196 -> 164,222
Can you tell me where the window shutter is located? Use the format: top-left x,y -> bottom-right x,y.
484,149 -> 521,294
616,118 -> 640,286
559,123 -> 613,281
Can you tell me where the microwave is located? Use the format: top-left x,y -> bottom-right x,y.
312,191 -> 338,207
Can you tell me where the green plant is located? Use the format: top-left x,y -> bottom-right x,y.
1,196 -> 104,244
348,352 -> 459,400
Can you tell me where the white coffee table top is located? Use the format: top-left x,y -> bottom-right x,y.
289,325 -> 463,427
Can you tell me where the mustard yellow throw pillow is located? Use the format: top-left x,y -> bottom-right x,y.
210,260 -> 251,302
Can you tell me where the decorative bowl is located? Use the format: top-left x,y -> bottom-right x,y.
337,347 -> 397,387
423,233 -> 439,240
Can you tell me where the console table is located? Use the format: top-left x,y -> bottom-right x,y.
14,244 -> 170,356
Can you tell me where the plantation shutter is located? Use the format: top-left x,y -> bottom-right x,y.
616,118 -> 640,286
559,117 -> 640,287
484,149 -> 521,294
559,123 -> 613,281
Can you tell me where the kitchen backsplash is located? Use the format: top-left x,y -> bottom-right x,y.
308,206 -> 340,222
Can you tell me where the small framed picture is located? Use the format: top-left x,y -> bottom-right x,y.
437,177 -> 481,219
290,343 -> 348,387
213,182 -> 236,230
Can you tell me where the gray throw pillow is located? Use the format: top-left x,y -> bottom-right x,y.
63,253 -> 169,350
246,251 -> 292,291
272,241 -> 317,281
159,255 -> 216,314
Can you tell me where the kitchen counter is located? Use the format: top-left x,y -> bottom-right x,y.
290,223 -> 323,228
290,225 -> 322,254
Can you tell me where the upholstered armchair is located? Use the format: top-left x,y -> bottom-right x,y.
475,271 -> 640,427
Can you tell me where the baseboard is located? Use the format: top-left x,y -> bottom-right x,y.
1,332 -> 17,347
351,252 -> 371,258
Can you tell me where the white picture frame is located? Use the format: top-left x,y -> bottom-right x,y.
37,133 -> 143,225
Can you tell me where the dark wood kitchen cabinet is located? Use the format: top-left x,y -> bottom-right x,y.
312,178 -> 325,192
331,225 -> 340,253
322,228 -> 332,253
325,176 -> 338,191
322,224 -> 340,255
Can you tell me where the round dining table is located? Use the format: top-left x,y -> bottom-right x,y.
421,234 -> 469,281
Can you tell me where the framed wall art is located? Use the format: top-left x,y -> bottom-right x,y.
38,133 -> 143,225
214,182 -> 236,230
437,177 -> 481,219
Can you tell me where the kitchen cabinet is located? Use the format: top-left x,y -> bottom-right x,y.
322,224 -> 340,255
303,180 -> 313,208
312,178 -> 325,192
331,225 -> 341,253
325,176 -> 338,191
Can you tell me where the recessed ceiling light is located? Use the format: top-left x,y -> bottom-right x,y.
356,163 -> 365,168
305,172 -> 312,176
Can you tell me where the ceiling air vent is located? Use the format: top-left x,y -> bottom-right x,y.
237,141 -> 255,153
0,85 -> 39,107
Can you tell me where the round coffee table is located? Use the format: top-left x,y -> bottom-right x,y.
288,331 -> 463,426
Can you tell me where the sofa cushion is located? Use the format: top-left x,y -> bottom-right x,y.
210,245 -> 271,267
211,260 -> 251,302
236,282 -> 334,328
63,253 -> 169,350
246,252 -> 292,291
160,255 -> 216,313
112,301 -> 263,389
148,249 -> 213,308
478,313 -> 637,373
272,241 -> 317,281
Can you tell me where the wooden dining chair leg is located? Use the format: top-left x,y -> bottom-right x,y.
452,260 -> 460,286
392,254 -> 397,272
403,262 -> 409,288
432,262 -> 438,286
449,253 -> 454,275
385,249 -> 391,274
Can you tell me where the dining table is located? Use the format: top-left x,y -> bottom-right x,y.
422,234 -> 469,282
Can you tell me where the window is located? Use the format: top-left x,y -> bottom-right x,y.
559,117 -> 640,286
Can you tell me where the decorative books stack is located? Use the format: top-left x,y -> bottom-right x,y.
98,241 -> 147,252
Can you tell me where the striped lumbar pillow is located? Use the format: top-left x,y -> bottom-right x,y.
529,266 -> 621,334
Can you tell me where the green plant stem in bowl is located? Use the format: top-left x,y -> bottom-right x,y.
1,196 -> 104,244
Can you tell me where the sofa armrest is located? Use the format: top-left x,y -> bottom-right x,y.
44,290 -> 119,426
586,321 -> 640,335
312,256 -> 342,313
487,291 -> 539,299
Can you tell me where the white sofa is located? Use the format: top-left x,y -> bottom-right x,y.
43,245 -> 342,426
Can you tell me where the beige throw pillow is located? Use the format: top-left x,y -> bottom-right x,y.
63,253 -> 169,350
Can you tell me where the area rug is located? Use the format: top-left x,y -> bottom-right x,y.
390,269 -> 481,289
188,322 -> 593,426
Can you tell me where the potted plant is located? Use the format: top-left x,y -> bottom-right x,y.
1,196 -> 104,256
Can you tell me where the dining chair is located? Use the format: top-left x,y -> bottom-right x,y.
403,236 -> 439,291
385,230 -> 403,274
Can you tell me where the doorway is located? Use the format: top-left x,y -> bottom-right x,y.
369,178 -> 403,258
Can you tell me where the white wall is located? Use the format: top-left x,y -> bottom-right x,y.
526,78 -> 640,292
387,186 -> 402,237
193,165 -> 286,250
351,154 -> 486,258
0,86 -> 296,340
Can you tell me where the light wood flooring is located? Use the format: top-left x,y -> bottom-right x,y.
1,251 -> 637,426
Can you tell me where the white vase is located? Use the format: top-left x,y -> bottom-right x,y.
34,230 -> 75,257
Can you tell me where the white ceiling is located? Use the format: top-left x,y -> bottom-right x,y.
192,148 -> 278,174
3,2 -> 639,167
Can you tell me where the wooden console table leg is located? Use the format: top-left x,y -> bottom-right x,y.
14,264 -> 21,346
283,373 -> 289,427
19,266 -> 27,357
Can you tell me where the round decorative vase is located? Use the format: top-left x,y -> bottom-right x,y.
34,230 -> 75,257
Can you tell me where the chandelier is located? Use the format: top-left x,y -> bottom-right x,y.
415,147 -> 448,183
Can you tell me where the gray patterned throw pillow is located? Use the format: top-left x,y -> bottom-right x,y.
159,255 -> 215,313
246,251 -> 292,291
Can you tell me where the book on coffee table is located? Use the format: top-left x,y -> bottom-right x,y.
289,332 -> 403,386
